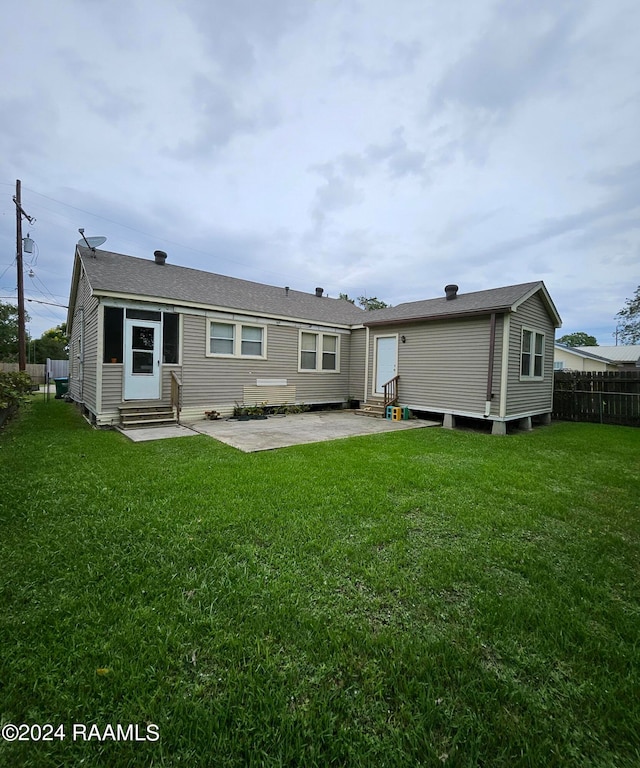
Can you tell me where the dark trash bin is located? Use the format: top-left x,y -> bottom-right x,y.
54,377 -> 69,399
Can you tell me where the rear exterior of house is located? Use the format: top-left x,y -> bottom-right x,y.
67,247 -> 366,426
66,246 -> 561,433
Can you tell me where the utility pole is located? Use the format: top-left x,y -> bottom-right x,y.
13,180 -> 35,371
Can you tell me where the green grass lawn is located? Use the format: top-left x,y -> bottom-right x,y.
1,398 -> 639,767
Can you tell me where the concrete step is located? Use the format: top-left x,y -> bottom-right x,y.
355,400 -> 390,418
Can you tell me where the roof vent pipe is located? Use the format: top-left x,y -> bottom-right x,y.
315,287 -> 324,297
444,284 -> 458,300
154,250 -> 167,265
285,286 -> 290,296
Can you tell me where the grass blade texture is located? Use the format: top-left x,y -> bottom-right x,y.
1,398 -> 639,767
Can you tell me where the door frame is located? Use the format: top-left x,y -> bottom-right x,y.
123,318 -> 162,400
373,334 -> 398,395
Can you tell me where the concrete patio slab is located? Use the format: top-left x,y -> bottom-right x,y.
189,410 -> 440,452
117,424 -> 200,442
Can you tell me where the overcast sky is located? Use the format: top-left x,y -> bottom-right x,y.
1,0 -> 638,342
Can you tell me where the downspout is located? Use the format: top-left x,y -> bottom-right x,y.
485,312 -> 496,417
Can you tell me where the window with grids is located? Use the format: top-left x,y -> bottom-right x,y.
208,321 -> 265,358
299,331 -> 339,372
521,329 -> 545,378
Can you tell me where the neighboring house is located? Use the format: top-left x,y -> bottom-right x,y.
575,345 -> 640,371
553,343 -> 617,372
66,247 -> 562,435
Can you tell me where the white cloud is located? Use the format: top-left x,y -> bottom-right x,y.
0,0 -> 638,344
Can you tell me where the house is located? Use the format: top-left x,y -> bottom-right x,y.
553,343 -> 618,372
575,345 -> 640,371
66,246 -> 562,435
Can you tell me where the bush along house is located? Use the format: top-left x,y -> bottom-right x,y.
66,246 -> 561,435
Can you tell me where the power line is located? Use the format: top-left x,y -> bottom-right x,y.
18,184 -> 299,283
26,297 -> 68,308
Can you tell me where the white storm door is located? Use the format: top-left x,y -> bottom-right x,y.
375,336 -> 397,394
124,319 -> 161,400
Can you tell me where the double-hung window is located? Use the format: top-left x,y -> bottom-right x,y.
299,331 -> 339,372
210,323 -> 235,355
521,329 -> 545,379
208,321 -> 265,358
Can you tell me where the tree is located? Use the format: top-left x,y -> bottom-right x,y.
357,296 -> 389,311
0,301 -> 30,362
616,286 -> 640,344
31,323 -> 69,364
338,293 -> 390,310
557,332 -> 598,347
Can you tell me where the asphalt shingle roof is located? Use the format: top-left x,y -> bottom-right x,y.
363,282 -> 556,325
78,247 -> 366,326
76,248 -> 560,329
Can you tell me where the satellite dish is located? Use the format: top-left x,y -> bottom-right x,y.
77,236 -> 107,248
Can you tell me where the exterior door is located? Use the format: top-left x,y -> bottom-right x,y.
124,319 -> 161,400
375,335 -> 397,394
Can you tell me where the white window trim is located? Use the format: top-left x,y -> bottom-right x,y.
206,320 -> 267,359
298,330 -> 341,373
520,327 -> 545,380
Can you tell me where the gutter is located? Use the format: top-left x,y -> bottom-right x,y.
364,305 -> 513,328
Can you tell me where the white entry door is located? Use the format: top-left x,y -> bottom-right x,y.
124,318 -> 161,400
375,336 -> 397,394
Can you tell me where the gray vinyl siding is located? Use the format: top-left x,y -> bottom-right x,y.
83,296 -> 99,410
348,328 -> 366,402
68,266 -> 99,413
102,364 -> 123,411
505,293 -> 556,416
370,315 -> 504,417
180,314 -> 351,412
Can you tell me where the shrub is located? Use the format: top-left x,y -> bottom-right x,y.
0,371 -> 34,410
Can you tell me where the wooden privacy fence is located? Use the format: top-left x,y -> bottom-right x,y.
553,371 -> 640,427
0,363 -> 46,384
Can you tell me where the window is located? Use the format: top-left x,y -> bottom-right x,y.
299,331 -> 339,372
322,334 -> 337,370
210,323 -> 235,355
241,325 -> 263,356
521,329 -> 545,379
103,307 -> 123,363
208,321 -> 266,358
300,332 -> 317,370
163,313 -> 179,364
126,309 -> 161,322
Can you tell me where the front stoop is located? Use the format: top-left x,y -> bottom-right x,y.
118,402 -> 177,429
355,398 -> 389,419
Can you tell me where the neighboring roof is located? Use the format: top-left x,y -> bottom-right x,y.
74,247 -> 366,326
554,343 -> 614,363
364,281 -> 562,327
576,345 -> 640,363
